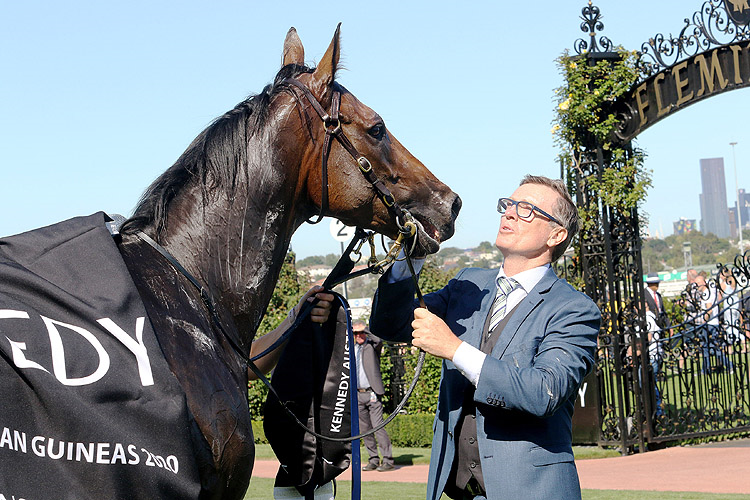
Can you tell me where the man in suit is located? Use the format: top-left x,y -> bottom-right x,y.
644,272 -> 670,330
353,320 -> 395,472
370,175 -> 601,500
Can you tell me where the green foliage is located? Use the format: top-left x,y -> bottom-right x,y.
248,379 -> 269,421
553,49 -> 652,232
476,241 -> 496,252
378,343 -> 396,410
418,258 -> 457,294
436,246 -> 465,258
296,253 -> 341,268
403,346 -> 443,415
641,231 -> 734,271
553,51 -> 641,147
380,413 -> 434,447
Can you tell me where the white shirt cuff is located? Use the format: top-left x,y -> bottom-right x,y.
451,341 -> 486,387
385,250 -> 425,283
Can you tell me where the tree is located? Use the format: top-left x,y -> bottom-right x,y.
476,241 -> 496,252
641,231 -> 735,271
418,257 -> 458,294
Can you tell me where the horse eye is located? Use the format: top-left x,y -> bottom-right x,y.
368,124 -> 385,140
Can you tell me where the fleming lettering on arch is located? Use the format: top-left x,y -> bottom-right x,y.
616,40 -> 750,142
725,0 -> 750,26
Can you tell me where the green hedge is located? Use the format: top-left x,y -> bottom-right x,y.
381,413 -> 434,447
249,413 -> 433,448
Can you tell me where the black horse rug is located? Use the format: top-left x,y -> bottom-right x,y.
0,213 -> 202,498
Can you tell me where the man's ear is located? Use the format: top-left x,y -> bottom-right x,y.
548,226 -> 568,248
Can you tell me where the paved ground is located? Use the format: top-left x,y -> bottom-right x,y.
252,439 -> 750,494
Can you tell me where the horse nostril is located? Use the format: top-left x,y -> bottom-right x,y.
451,194 -> 462,218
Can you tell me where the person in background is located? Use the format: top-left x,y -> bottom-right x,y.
353,319 -> 395,472
644,300 -> 664,417
694,273 -> 727,374
644,272 -> 670,331
719,269 -> 743,345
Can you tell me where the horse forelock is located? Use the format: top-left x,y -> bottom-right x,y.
120,64 -> 316,237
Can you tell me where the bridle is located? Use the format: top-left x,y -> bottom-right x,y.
282,77 -> 414,233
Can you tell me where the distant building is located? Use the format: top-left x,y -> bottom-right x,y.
673,218 -> 696,235
699,157 -> 730,239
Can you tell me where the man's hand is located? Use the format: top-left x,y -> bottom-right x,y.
411,308 -> 462,360
294,285 -> 335,324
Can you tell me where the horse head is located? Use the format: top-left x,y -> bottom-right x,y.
280,25 -> 461,255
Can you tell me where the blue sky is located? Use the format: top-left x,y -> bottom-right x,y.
2,1 -> 748,259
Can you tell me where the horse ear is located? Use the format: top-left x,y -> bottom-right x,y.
311,23 -> 341,93
282,27 -> 305,67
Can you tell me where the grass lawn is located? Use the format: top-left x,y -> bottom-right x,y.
244,477 -> 750,500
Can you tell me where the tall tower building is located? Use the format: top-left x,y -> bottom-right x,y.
699,157 -> 730,238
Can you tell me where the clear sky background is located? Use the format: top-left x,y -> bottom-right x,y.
2,1 -> 748,259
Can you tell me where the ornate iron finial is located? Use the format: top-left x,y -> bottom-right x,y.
639,0 -> 750,80
574,1 -> 614,54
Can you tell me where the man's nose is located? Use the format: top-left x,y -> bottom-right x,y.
504,204 -> 519,220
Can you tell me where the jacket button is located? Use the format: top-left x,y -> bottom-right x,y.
469,437 -> 475,444
470,462 -> 477,469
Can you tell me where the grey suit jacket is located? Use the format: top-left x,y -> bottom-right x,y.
357,332 -> 385,395
370,266 -> 600,500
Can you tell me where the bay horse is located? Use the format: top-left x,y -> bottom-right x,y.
114,26 -> 460,498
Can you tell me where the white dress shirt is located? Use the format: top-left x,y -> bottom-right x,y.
452,265 -> 550,386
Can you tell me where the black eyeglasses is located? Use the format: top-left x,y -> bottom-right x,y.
497,197 -> 563,226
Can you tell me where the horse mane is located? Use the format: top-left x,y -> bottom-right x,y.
119,63 -> 316,237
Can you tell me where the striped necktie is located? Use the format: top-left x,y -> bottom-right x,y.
488,276 -> 520,334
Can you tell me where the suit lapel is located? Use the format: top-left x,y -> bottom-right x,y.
466,271 -> 499,348
491,268 -> 559,359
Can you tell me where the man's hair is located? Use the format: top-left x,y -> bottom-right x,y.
520,175 -> 579,262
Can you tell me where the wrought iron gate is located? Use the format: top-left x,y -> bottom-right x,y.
566,1 -> 750,452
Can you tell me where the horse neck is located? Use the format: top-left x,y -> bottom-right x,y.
159,134 -> 311,342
